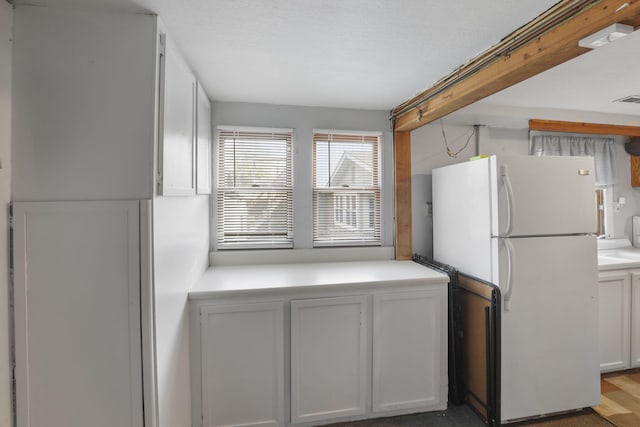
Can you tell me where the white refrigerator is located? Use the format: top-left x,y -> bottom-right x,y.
432,155 -> 600,423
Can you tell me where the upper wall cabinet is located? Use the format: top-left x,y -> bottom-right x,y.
158,34 -> 197,196
13,10 -> 212,200
12,8 -> 159,201
196,82 -> 212,194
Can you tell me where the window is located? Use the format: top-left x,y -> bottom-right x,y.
596,188 -> 606,236
313,131 -> 381,246
216,127 -> 293,249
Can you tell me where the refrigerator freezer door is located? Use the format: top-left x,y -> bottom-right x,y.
494,156 -> 596,237
433,157 -> 494,282
498,235 -> 600,422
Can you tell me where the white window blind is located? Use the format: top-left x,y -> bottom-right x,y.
217,128 -> 293,249
313,131 -> 381,246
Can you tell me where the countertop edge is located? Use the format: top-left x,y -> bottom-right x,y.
188,276 -> 449,300
188,261 -> 449,300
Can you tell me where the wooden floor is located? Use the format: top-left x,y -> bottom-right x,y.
593,369 -> 640,427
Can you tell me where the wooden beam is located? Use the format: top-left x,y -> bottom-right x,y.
394,131 -> 412,260
529,119 -> 640,136
392,0 -> 640,132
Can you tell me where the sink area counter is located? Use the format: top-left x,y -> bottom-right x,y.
598,239 -> 640,271
189,259 -> 449,299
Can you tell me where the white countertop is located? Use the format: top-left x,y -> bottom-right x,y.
189,260 -> 449,299
598,238 -> 640,271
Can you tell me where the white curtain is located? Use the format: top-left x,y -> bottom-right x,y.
529,134 -> 615,185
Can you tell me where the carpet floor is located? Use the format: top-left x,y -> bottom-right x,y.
328,372 -> 636,427
326,405 -> 612,427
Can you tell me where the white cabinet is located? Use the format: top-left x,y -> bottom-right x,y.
158,34 -> 212,196
598,270 -> 631,372
200,302 -> 285,427
631,272 -> 640,367
191,278 -> 448,427
290,296 -> 367,423
12,201 -> 148,427
196,82 -> 212,194
158,34 -> 197,196
372,290 -> 445,412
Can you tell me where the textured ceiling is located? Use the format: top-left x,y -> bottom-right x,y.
14,0 -> 560,110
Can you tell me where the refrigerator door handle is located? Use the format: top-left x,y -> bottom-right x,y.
503,238 -> 515,311
500,165 -> 514,237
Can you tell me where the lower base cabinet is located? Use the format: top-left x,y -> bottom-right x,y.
372,291 -> 443,412
192,284 -> 447,427
632,272 -> 640,367
291,296 -> 367,423
597,269 -> 640,372
598,271 -> 631,372
200,302 -> 285,427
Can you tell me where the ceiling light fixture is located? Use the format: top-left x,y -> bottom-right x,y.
578,23 -> 634,49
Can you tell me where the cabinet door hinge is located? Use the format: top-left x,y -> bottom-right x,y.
11,364 -> 16,421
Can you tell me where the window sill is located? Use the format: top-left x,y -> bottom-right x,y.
210,246 -> 395,267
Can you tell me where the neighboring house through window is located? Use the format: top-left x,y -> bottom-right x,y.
313,131 -> 382,246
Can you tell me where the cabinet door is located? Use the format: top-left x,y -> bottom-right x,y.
158,34 -> 196,196
598,271 -> 631,372
13,201 -> 143,427
372,289 -> 446,412
290,296 -> 367,424
195,81 -> 212,194
201,302 -> 284,427
631,271 -> 640,367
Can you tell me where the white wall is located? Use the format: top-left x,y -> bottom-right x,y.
153,196 -> 209,427
12,6 -> 156,201
0,3 -> 11,427
212,102 -> 394,250
411,123 -> 479,257
605,136 -> 640,239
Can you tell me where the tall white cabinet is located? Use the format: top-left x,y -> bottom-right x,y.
12,5 -> 212,427
12,201 -> 149,427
